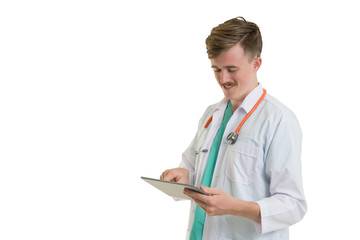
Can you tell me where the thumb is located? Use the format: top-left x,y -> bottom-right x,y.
200,185 -> 221,195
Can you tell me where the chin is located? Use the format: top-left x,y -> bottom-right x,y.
223,92 -> 236,100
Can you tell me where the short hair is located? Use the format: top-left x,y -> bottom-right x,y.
205,17 -> 263,61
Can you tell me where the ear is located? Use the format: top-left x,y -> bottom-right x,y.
252,57 -> 262,72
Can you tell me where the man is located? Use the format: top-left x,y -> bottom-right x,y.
160,17 -> 306,240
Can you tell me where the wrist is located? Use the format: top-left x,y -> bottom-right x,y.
230,198 -> 245,216
231,198 -> 261,223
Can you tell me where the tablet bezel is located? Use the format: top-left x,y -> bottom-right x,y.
141,176 -> 211,200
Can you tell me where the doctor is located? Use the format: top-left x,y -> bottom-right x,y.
160,17 -> 306,240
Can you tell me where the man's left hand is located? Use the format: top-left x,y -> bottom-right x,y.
184,185 -> 262,222
183,185 -> 235,216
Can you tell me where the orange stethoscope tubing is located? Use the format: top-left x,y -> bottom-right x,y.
204,116 -> 213,129
204,89 -> 267,144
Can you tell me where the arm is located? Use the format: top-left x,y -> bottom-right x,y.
255,117 -> 307,233
160,105 -> 215,185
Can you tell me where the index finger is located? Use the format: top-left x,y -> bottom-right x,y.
160,170 -> 169,180
160,169 -> 175,181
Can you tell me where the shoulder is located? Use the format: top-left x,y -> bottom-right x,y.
262,94 -> 299,123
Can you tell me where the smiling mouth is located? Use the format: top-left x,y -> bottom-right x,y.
222,82 -> 236,89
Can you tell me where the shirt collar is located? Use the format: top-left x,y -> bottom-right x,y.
214,98 -> 229,113
240,84 -> 264,113
214,84 -> 264,113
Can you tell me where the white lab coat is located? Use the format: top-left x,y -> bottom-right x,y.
180,85 -> 307,240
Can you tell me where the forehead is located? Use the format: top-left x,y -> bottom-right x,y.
210,43 -> 249,67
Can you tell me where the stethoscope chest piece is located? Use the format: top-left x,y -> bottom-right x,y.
227,132 -> 238,145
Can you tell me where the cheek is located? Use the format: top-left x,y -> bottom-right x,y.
235,72 -> 248,84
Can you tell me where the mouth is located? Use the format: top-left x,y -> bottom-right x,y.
222,82 -> 236,89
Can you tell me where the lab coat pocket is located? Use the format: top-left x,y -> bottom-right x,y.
226,143 -> 257,185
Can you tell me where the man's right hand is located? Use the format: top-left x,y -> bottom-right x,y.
160,168 -> 189,184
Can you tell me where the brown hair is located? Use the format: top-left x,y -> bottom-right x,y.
205,17 -> 262,61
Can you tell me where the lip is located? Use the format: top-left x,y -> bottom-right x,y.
222,83 -> 236,91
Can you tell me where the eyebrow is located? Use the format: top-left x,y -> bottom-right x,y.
211,65 -> 239,69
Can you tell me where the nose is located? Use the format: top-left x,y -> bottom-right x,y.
219,70 -> 231,84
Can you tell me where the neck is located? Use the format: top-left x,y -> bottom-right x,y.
230,82 -> 259,113
231,104 -> 239,114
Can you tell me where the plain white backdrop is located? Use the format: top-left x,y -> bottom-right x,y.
1,0 -> 359,239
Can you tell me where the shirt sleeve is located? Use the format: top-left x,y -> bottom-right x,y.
254,116 -> 307,234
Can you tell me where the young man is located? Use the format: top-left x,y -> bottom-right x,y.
160,17 -> 306,240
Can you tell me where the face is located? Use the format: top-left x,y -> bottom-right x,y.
210,43 -> 262,109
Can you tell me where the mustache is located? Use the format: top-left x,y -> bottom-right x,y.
221,82 -> 236,87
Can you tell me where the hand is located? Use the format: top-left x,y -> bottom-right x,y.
184,185 -> 235,216
160,168 -> 189,184
184,185 -> 261,222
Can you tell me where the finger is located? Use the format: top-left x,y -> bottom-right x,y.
184,190 -> 213,214
192,196 -> 215,215
200,185 -> 221,195
162,170 -> 177,182
184,191 -> 207,207
160,170 -> 167,180
160,170 -> 171,180
194,198 -> 208,212
184,188 -> 209,202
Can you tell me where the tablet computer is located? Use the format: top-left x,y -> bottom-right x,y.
141,176 -> 211,200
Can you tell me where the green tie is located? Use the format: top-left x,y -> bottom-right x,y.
189,101 -> 233,240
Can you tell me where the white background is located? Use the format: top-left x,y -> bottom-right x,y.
1,0 -> 359,239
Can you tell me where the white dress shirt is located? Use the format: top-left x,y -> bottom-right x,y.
180,84 -> 307,240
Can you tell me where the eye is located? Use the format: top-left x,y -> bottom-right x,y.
213,68 -> 221,73
227,68 -> 237,73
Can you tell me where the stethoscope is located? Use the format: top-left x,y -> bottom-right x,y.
203,89 -> 267,145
